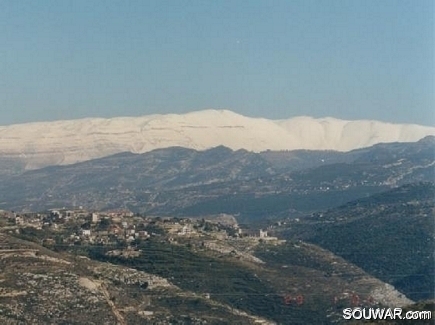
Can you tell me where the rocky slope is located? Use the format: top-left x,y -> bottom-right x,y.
0,232 -> 274,325
0,222 -> 414,324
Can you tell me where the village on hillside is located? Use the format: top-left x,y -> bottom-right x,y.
0,208 -> 284,261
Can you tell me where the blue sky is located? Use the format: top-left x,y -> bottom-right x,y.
0,0 -> 433,126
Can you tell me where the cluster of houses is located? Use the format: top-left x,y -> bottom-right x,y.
0,208 -> 277,248
0,208 -> 148,246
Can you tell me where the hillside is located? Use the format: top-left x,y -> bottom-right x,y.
0,137 -> 432,218
0,109 -> 434,170
0,218 -> 413,325
278,183 -> 435,301
0,232 -> 276,325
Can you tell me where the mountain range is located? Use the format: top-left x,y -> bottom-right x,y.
1,109 -> 434,170
1,136 -> 433,216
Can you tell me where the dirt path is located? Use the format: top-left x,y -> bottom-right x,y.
99,281 -> 127,325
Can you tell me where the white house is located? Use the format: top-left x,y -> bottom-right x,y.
259,229 -> 268,238
91,213 -> 99,223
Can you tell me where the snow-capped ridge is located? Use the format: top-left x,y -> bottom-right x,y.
0,109 -> 434,170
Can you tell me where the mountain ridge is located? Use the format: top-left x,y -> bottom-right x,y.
1,109 -> 434,170
1,137 -> 433,214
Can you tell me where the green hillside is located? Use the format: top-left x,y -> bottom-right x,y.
280,182 -> 435,301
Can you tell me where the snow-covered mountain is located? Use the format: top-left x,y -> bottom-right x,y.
0,109 -> 434,169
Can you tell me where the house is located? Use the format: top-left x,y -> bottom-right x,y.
65,210 -> 75,218
126,235 -> 135,243
91,213 -> 99,223
109,224 -> 123,235
178,225 -> 193,236
136,230 -> 149,238
43,238 -> 56,246
105,209 -> 134,218
50,210 -> 61,217
240,229 -> 257,237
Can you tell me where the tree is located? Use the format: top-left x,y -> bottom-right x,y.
97,218 -> 111,230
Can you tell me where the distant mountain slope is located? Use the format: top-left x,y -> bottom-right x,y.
278,183 -> 435,301
0,137 -> 433,217
177,137 -> 434,223
0,109 -> 434,170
